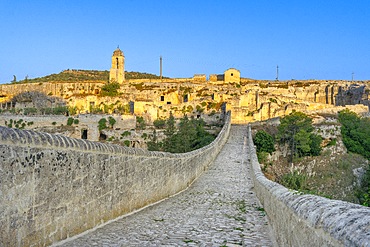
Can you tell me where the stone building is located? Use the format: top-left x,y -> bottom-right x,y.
224,68 -> 240,83
109,47 -> 125,83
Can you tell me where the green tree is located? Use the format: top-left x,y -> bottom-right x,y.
150,114 -> 215,153
277,111 -> 321,161
295,128 -> 312,157
173,115 -> 197,153
164,115 -> 215,153
191,118 -> 215,149
164,113 -> 176,137
356,166 -> 370,206
254,130 -> 275,154
338,109 -> 370,206
309,133 -> 323,156
147,129 -> 162,151
338,109 -> 370,159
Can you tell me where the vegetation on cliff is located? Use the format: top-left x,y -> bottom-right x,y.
147,113 -> 216,153
338,109 -> 370,159
338,109 -> 370,206
100,82 -> 120,97
253,130 -> 275,163
256,110 -> 370,206
277,111 -> 322,161
12,69 -> 164,84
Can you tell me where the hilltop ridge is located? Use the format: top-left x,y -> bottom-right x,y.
11,69 -> 165,84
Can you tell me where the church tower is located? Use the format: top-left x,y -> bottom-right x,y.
109,47 -> 125,83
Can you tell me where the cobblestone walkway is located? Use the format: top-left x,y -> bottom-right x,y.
56,125 -> 274,247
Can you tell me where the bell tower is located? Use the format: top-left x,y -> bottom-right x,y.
109,47 -> 125,83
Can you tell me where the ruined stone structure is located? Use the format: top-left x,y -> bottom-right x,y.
0,114 -> 136,141
246,125 -> 370,246
0,48 -> 369,127
109,47 -> 125,83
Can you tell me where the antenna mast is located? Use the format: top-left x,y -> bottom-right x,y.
160,56 -> 163,80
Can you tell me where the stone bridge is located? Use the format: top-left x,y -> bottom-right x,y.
0,113 -> 369,246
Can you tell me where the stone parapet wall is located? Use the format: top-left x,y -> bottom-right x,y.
0,112 -> 231,247
246,125 -> 370,247
0,114 -> 136,141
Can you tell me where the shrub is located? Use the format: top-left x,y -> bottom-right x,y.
67,117 -> 74,126
338,109 -> 370,159
98,118 -> 107,131
123,140 -> 130,147
280,171 -> 308,191
254,130 -> 275,154
23,107 -> 37,115
52,106 -> 68,115
136,116 -> 146,130
121,131 -> 131,137
108,116 -> 116,128
153,118 -> 166,129
196,105 -> 204,113
257,151 -> 269,164
68,106 -> 78,115
73,119 -> 79,125
101,82 -> 120,97
327,138 -> 337,147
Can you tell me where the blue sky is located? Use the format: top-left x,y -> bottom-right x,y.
0,0 -> 369,83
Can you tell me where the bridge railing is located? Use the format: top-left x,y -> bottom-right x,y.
246,125 -> 370,247
0,112 -> 231,247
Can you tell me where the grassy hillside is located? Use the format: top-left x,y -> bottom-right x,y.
13,69 -> 165,84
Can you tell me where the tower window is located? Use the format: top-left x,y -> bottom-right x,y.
116,57 -> 119,68
231,73 -> 234,76
160,96 -> 164,101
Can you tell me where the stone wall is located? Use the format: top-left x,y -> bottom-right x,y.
246,125 -> 370,246
0,114 -> 136,141
0,112 -> 231,247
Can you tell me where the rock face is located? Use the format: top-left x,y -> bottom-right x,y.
1,76 -> 369,125
336,84 -> 370,107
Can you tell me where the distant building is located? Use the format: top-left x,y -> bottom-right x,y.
224,68 -> 240,83
109,47 -> 125,83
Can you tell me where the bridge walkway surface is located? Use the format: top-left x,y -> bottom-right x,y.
55,125 -> 275,247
